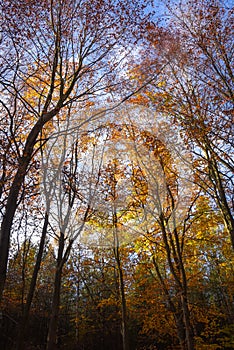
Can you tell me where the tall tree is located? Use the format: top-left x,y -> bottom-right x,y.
0,0 -> 151,302
130,0 -> 234,247
41,120 -> 101,350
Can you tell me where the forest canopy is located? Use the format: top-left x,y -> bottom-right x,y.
0,0 -> 233,349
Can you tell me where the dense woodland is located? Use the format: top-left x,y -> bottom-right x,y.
0,0 -> 233,349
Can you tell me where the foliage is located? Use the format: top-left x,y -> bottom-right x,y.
0,0 -> 233,349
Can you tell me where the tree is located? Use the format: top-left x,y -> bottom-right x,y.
16,212 -> 49,350
96,158 -> 130,350
165,0 -> 234,248
0,0 -> 151,302
78,107 -> 195,349
41,119 -> 101,350
129,127 -> 196,350
130,0 -> 234,248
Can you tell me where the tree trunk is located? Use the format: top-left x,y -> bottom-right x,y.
159,216 -> 194,350
0,159 -> 31,303
16,212 -> 49,350
207,148 -> 234,249
0,111 -> 58,303
152,256 -> 187,350
46,265 -> 63,350
181,293 -> 194,350
113,207 -> 129,350
114,246 -> 129,350
46,233 -> 65,350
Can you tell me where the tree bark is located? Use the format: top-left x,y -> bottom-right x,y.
113,208 -> 129,350
16,212 -> 49,350
46,233 -> 65,350
46,265 -> 63,350
159,215 -> 194,350
114,246 -> 129,350
206,147 -> 234,249
152,256 -> 187,350
0,109 -> 61,303
181,293 -> 194,350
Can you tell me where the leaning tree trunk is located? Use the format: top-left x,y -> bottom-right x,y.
0,109 -> 60,303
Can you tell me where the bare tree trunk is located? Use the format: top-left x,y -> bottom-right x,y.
113,209 -> 129,350
152,256 -> 187,350
46,265 -> 63,350
16,212 -> 49,350
0,111 -> 59,303
158,214 -> 194,350
0,167 -> 28,303
114,246 -> 129,350
180,293 -> 194,350
205,147 -> 234,249
46,233 -> 65,350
